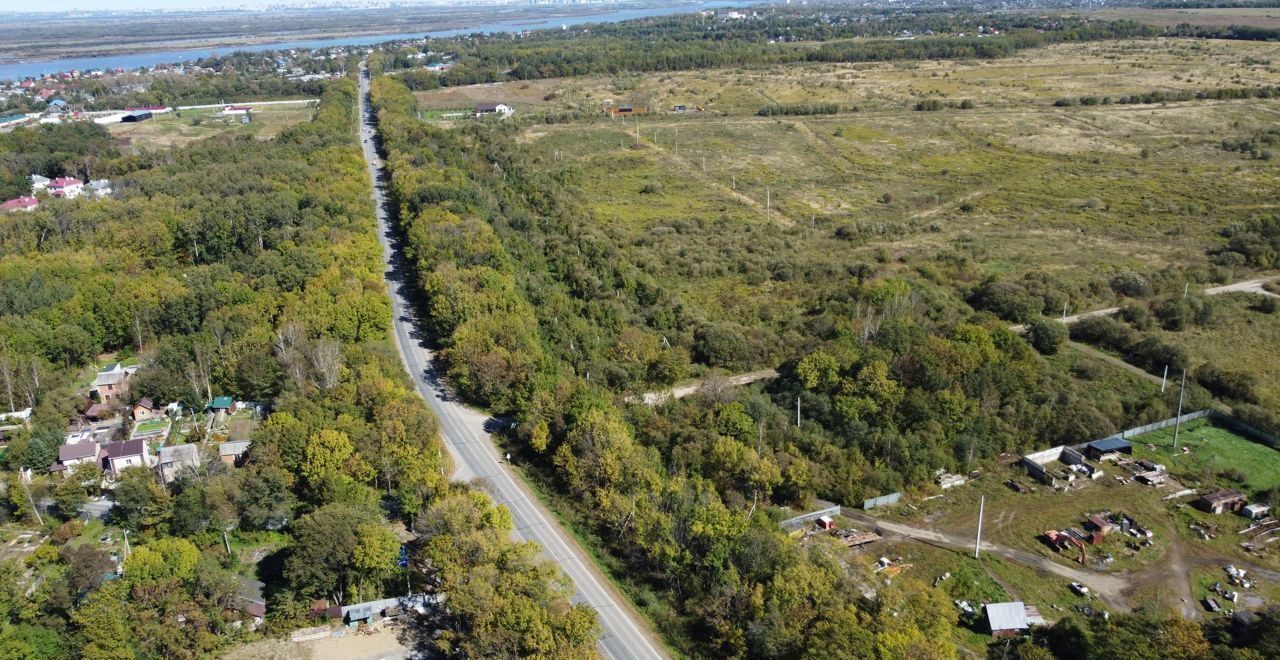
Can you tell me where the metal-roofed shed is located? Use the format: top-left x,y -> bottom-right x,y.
986,601 -> 1031,638
1084,437 -> 1132,460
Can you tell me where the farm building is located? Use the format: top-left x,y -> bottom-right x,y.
985,602 -> 1046,638
207,396 -> 237,414
1085,515 -> 1113,535
157,444 -> 201,484
1084,437 -> 1132,461
1196,489 -> 1247,515
1243,504 -> 1270,520
219,440 -> 251,466
1021,445 -> 1103,486
121,110 -> 152,123
474,102 -> 513,118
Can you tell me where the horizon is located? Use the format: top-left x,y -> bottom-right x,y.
0,0 -> 643,14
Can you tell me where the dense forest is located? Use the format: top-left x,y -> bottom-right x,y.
364,66 -> 1274,656
0,74 -> 596,658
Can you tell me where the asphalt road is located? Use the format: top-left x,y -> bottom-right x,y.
356,65 -> 666,660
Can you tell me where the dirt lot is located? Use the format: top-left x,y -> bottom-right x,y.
300,627 -> 410,660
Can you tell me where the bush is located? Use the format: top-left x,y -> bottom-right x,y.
1194,363 -> 1259,404
1109,271 -> 1152,298
1026,319 -> 1067,355
693,323 -> 749,369
969,281 -> 1041,323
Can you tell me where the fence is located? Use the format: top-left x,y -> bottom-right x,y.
1210,411 -> 1280,448
780,501 -> 842,529
863,492 -> 902,510
1081,409 -> 1279,449
1082,410 -> 1211,448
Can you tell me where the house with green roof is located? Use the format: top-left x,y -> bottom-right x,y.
207,396 -> 236,413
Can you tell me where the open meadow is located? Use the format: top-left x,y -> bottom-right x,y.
414,38 -> 1280,326
106,104 -> 316,152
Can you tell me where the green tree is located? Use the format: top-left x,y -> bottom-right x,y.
1026,319 -> 1067,355
52,476 -> 88,520
352,523 -> 400,602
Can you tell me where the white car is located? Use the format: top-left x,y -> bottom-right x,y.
1070,582 -> 1090,596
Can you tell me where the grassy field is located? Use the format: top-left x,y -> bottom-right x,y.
412,39 -> 1280,322
1147,293 -> 1280,411
1091,7 -> 1280,29
1132,418 -> 1280,497
417,39 -> 1280,116
511,108 -> 1278,317
107,104 -> 315,152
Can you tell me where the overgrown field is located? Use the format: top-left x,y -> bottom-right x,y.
491,46 -> 1280,319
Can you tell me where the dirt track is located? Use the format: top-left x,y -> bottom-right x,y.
843,510 -> 1133,612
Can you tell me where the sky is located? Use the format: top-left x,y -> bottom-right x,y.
0,1 -> 430,12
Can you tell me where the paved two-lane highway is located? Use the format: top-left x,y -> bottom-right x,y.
356,64 -> 666,660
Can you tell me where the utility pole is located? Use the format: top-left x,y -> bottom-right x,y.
21,472 -> 42,527
223,531 -> 232,555
1173,369 -> 1187,449
975,495 -> 985,559
795,396 -> 801,428
1062,302 -> 1068,320
766,186 -> 771,223
1161,365 -> 1169,393
1183,282 -> 1189,299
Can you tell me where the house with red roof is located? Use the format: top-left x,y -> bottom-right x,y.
47,177 -> 83,199
2,196 -> 39,212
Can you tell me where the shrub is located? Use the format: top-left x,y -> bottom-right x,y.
1109,271 -> 1152,298
970,281 -> 1041,323
1194,363 -> 1259,404
1026,319 -> 1067,355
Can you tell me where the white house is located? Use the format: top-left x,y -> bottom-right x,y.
100,439 -> 152,476
88,179 -> 112,198
474,102 -> 514,118
29,174 -> 50,191
47,177 -> 84,199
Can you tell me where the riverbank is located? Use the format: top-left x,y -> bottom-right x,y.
0,1 -> 741,81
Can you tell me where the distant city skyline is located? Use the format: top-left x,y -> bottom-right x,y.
0,0 -> 626,13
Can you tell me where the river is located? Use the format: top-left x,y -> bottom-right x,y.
0,2 -> 744,81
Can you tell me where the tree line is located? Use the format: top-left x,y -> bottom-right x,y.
377,10 -> 1158,88
0,75 -> 596,659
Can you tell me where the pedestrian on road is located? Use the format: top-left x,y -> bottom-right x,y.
505,453 -> 511,463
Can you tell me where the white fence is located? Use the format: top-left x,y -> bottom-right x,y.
781,502 -> 842,529
863,492 -> 902,510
